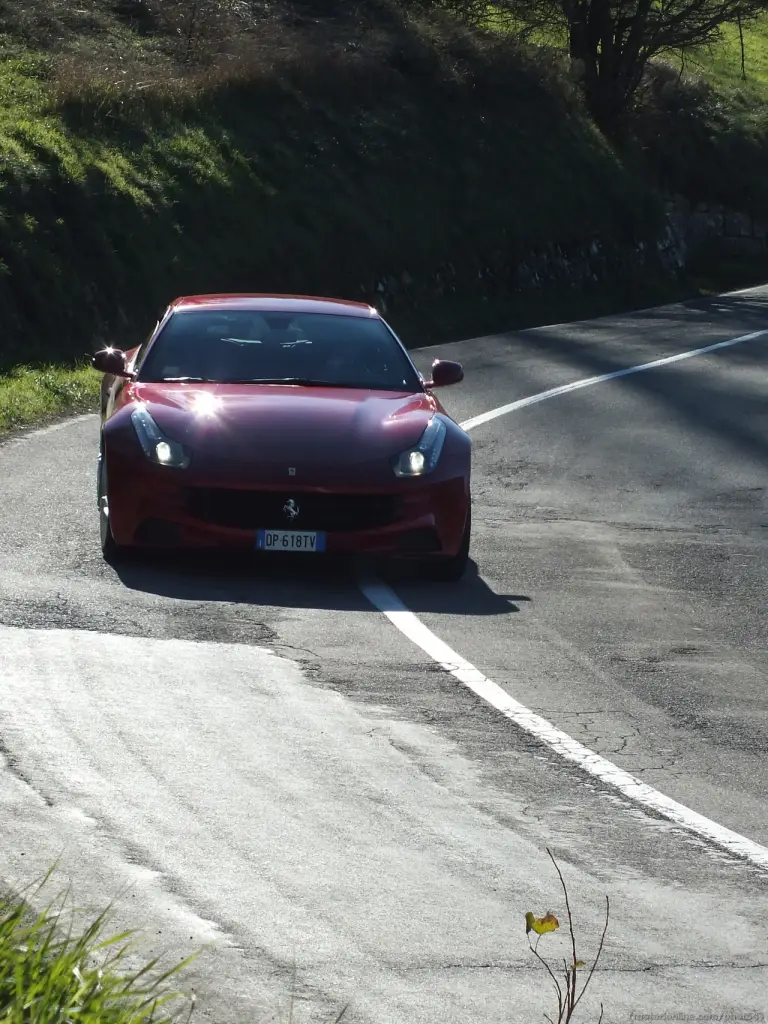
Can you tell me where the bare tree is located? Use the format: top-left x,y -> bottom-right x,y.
426,0 -> 768,134
737,13 -> 748,79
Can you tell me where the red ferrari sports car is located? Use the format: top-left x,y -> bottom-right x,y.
93,294 -> 472,579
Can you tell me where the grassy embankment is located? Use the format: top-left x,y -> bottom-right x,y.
0,2 -> 766,435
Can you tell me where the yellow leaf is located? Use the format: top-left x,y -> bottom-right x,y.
525,911 -> 559,935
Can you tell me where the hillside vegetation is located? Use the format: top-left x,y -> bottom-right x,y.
0,0 -> 766,432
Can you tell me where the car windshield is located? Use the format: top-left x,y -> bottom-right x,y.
137,309 -> 422,392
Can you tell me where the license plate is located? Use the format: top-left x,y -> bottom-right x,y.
256,529 -> 325,553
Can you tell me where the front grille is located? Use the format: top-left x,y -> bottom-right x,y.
182,488 -> 401,533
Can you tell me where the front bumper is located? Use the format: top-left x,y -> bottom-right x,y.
106,456 -> 470,558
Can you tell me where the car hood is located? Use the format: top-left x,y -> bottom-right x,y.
125,382 -> 439,480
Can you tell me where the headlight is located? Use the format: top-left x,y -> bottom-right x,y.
392,416 -> 447,478
131,406 -> 191,468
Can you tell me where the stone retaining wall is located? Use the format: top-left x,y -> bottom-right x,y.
665,194 -> 768,256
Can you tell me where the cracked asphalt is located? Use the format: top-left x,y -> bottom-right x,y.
0,287 -> 767,1023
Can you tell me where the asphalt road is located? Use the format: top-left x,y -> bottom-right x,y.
1,286 -> 767,1024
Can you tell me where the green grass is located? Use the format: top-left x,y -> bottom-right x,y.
0,363 -> 99,434
0,881 -> 192,1024
690,16 -> 768,90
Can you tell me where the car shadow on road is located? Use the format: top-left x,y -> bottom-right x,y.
476,292 -> 768,467
112,551 -> 528,617
526,321 -> 768,466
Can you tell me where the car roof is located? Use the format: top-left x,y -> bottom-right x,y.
169,294 -> 379,318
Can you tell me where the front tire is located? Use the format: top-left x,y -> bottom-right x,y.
98,453 -> 126,564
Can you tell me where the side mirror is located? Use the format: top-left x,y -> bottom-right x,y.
428,359 -> 464,388
92,348 -> 132,378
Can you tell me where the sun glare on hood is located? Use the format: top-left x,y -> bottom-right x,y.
189,391 -> 221,418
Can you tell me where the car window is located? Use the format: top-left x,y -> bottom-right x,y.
137,310 -> 421,392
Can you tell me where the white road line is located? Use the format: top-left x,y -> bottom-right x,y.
363,325 -> 768,871
459,327 -> 768,431
5,321 -> 768,868
360,581 -> 768,870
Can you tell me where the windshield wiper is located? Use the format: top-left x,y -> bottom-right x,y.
157,376 -> 216,383
157,376 -> 405,390
227,377 -> 357,387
